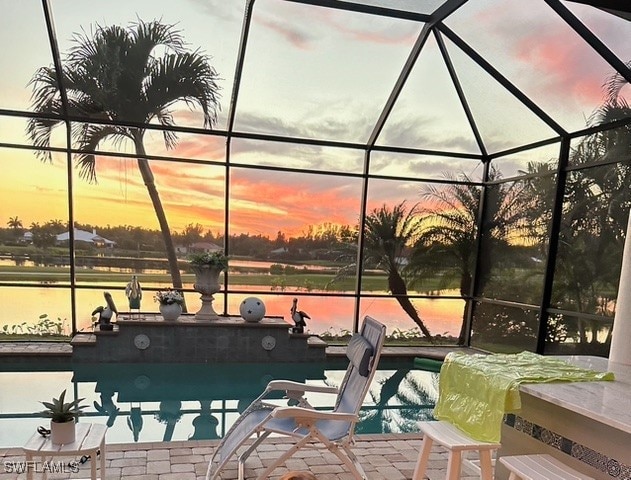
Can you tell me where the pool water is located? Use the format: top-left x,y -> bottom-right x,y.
0,360 -> 438,448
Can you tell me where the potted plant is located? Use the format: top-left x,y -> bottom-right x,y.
189,251 -> 229,271
188,251 -> 228,320
154,289 -> 185,321
40,389 -> 87,444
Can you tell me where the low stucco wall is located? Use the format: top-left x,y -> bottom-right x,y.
71,314 -> 326,363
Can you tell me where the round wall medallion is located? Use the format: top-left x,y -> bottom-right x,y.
261,335 -> 276,351
134,334 -> 151,350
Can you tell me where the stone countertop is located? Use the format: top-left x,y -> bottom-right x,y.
518,355 -> 631,435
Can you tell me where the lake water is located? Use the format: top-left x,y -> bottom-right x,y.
0,257 -> 332,272
1,256 -> 464,336
2,283 -> 464,337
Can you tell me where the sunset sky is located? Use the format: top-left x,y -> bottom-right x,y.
1,0 -> 629,237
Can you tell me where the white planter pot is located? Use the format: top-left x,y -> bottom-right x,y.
51,419 -> 75,445
159,303 -> 182,321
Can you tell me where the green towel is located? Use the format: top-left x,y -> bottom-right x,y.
433,351 -> 614,443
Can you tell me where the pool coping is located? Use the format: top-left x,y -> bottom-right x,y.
0,341 -> 474,358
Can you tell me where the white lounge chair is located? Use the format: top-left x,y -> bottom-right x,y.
206,316 -> 387,480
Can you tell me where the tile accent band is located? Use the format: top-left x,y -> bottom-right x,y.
505,414 -> 631,479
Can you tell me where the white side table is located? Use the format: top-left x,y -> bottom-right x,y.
22,423 -> 107,480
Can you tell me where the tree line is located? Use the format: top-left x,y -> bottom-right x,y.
0,218 -> 360,260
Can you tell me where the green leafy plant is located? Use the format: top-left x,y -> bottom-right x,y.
188,251 -> 228,270
40,389 -> 87,423
0,314 -> 68,338
154,289 -> 185,306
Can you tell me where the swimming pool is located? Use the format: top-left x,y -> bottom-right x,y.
0,359 -> 438,447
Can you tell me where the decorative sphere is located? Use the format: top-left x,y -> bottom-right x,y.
240,297 -> 266,322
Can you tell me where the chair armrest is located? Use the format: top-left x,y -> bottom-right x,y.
266,380 -> 338,395
271,406 -> 357,423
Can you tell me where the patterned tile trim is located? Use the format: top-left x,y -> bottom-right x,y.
505,414 -> 631,479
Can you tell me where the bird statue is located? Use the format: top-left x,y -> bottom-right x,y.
92,291 -> 118,331
125,275 -> 142,310
290,297 -> 310,334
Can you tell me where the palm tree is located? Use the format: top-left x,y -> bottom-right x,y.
549,81 -> 631,345
364,202 -> 432,339
7,216 -> 22,229
409,168 -> 534,344
27,20 -> 221,299
7,216 -> 23,240
409,179 -> 480,344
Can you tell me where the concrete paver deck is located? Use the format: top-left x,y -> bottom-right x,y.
0,434 -> 480,480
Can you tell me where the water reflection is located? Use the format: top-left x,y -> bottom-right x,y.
189,401 -> 219,441
1,257 -> 464,336
0,285 -> 463,336
0,362 -> 438,447
0,257 -> 333,272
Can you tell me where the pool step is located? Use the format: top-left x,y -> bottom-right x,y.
70,333 -> 97,346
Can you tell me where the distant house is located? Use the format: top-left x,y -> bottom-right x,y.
188,242 -> 222,254
56,228 -> 116,248
269,247 -> 289,256
21,231 -> 33,243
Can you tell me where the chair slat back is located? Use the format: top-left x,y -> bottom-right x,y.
334,316 -> 386,416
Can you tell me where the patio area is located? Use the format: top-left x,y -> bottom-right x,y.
0,433 -> 479,480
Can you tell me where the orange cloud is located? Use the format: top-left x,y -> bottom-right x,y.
514,30 -> 605,106
229,170 -> 362,236
451,1 -> 615,119
256,16 -> 316,50
255,0 -> 419,51
4,139 -> 432,240
317,9 -> 420,46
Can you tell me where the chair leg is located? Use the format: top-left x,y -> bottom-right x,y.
412,436 -> 434,480
446,450 -> 462,480
237,431 -> 271,480
479,450 -> 494,480
333,443 -> 368,480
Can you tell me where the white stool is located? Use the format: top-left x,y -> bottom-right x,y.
413,421 -> 501,480
499,454 -> 594,480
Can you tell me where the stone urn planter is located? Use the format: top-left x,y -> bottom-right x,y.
193,264 -> 223,320
189,251 -> 228,321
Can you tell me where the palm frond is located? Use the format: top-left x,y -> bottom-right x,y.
143,51 -> 221,129
155,109 -> 178,149
73,124 -> 131,183
26,67 -> 66,162
603,61 -> 631,106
